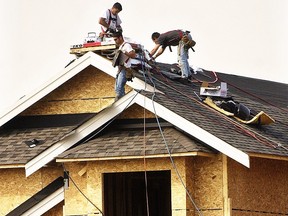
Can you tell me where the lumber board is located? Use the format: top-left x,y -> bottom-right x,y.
70,44 -> 116,55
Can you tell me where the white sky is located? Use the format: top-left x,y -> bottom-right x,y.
0,0 -> 288,113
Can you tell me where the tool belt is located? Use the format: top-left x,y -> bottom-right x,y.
180,30 -> 196,51
119,65 -> 135,82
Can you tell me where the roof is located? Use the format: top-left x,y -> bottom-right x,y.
57,123 -> 214,161
136,63 -> 288,157
0,114 -> 93,167
0,51 -> 287,176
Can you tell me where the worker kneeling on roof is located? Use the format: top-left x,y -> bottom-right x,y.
150,30 -> 196,80
99,2 -> 123,38
112,31 -> 136,101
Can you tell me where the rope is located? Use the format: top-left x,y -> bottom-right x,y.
150,64 -> 283,150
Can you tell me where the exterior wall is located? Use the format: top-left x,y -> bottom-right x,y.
193,154 -> 225,216
22,66 -> 132,115
228,157 -> 288,215
21,65 -> 155,119
118,103 -> 155,119
0,166 -> 63,215
63,157 -> 193,216
63,155 -> 225,216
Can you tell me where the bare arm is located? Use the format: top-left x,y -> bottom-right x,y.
99,17 -> 109,28
150,44 -> 161,57
150,44 -> 165,59
124,50 -> 136,59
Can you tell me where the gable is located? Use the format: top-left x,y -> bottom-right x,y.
0,52 -> 157,127
23,66 -> 118,115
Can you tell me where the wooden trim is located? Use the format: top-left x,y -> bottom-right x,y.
56,152 -> 214,163
22,187 -> 64,216
0,164 -> 25,169
222,155 -> 231,216
70,45 -> 116,55
249,153 -> 288,161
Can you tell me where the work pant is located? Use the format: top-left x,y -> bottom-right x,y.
177,33 -> 192,78
115,68 -> 127,100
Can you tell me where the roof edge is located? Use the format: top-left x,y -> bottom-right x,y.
0,52 -> 93,128
56,152 -> 215,163
25,90 -> 139,177
0,164 -> 25,169
249,152 -> 288,161
134,93 -> 250,168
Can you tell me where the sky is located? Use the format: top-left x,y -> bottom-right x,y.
0,0 -> 288,114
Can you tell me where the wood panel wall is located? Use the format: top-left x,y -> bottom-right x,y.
63,157 -> 194,216
0,167 -> 63,216
22,66 -> 132,115
193,155 -> 224,216
228,157 -> 288,215
21,65 -> 155,119
63,155 -> 226,216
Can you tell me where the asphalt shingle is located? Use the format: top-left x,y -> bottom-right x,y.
58,127 -> 213,159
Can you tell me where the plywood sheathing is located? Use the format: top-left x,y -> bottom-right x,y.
63,162 -> 89,216
193,155 -> 224,216
0,167 -> 63,215
63,157 -> 195,216
22,66 -> 132,115
118,103 -> 155,119
229,157 -> 288,215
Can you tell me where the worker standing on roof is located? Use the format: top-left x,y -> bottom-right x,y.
150,30 -> 196,80
112,31 -> 136,101
99,2 -> 123,38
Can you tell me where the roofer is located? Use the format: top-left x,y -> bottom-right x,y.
99,2 -> 123,38
150,30 -> 196,79
112,31 -> 136,101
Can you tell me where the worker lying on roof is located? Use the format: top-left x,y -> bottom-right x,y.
112,31 -> 136,101
150,30 -> 196,80
214,99 -> 255,121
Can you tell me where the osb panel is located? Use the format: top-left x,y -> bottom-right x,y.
228,157 -> 288,214
185,158 -> 195,216
232,210 -> 282,216
64,157 -> 194,216
170,157 -> 189,216
64,162 -> 88,216
193,155 -> 224,215
118,103 -> 155,119
45,66 -> 115,100
41,166 -> 64,185
22,66 -> 118,115
23,98 -> 114,115
0,167 -> 63,215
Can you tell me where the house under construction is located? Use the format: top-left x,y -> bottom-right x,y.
0,40 -> 287,216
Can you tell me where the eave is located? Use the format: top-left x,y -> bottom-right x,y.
56,151 -> 215,163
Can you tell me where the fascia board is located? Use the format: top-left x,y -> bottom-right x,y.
89,52 -> 161,93
134,93 -> 250,168
22,187 -> 64,216
0,52 -> 93,128
25,91 -> 138,177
